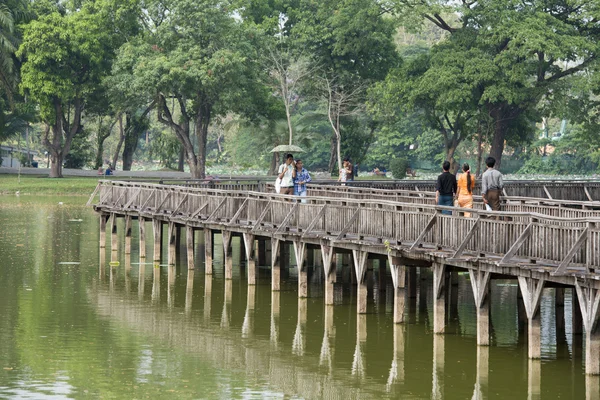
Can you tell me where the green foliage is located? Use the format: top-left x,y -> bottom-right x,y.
63,132 -> 94,169
390,157 -> 409,180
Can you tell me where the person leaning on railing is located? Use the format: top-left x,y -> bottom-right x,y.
481,156 -> 504,211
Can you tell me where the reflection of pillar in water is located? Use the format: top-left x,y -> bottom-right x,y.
185,268 -> 194,314
320,305 -> 335,371
431,334 -> 444,400
186,226 -> 195,270
168,222 -> 177,266
109,265 -> 117,291
527,359 -> 541,400
387,323 -> 405,391
293,298 -> 307,356
352,314 -> 367,378
139,216 -> 146,259
270,290 -> 280,347
167,265 -> 175,308
586,375 -> 600,400
124,253 -> 131,293
449,270 -> 459,324
352,250 -> 369,314
222,231 -> 233,280
203,275 -> 212,322
388,256 -> 406,323
152,219 -> 162,263
204,229 -> 213,275
138,263 -> 145,299
221,279 -> 232,328
419,268 -> 428,321
472,345 -> 489,400
110,213 -> 118,254
152,265 -> 160,304
294,241 -> 308,298
321,245 -> 336,305
242,285 -> 256,338
125,215 -> 132,255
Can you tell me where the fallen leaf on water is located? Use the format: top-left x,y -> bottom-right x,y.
3,367 -> 13,371
16,244 -> 24,247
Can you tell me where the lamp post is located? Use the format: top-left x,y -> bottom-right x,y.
45,151 -> 49,168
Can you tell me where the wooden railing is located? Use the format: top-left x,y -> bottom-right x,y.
92,181 -> 600,276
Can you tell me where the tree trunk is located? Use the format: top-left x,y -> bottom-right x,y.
269,152 -> 279,175
178,145 -> 185,172
328,134 -> 337,174
43,98 -> 83,178
49,150 -> 63,178
446,143 -> 459,174
194,103 -> 211,179
488,103 -> 519,170
476,127 -> 483,178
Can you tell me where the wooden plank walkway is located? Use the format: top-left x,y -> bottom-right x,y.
90,180 -> 600,375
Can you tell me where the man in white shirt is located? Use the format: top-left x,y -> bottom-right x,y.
278,153 -> 295,195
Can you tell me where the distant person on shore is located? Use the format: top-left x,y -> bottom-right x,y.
435,160 -> 457,215
292,159 -> 311,203
338,162 -> 347,184
456,163 -> 475,217
278,153 -> 295,195
481,156 -> 503,212
344,157 -> 354,182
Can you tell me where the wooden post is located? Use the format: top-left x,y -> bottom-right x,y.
110,213 -> 118,253
271,238 -> 281,291
573,287 -> 583,335
352,250 -> 369,314
204,229 -> 213,275
186,226 -> 195,270
388,255 -> 406,324
138,216 -> 146,259
222,231 -> 233,280
469,269 -> 491,345
586,376 -> 600,400
294,241 -> 308,298
124,216 -> 132,254
243,233 -> 256,285
518,277 -> 545,359
321,244 -> 336,305
152,219 -> 162,263
432,263 -> 447,334
99,214 -> 108,249
167,222 -> 176,266
574,280 -> 600,375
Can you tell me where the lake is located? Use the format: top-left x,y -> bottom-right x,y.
0,197 -> 591,399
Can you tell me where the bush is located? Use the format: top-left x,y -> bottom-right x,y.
390,157 -> 409,179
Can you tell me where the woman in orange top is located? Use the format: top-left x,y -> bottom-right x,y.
456,163 -> 475,217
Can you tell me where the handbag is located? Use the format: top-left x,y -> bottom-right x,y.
275,177 -> 281,194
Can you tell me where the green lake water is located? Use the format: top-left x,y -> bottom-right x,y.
0,197 -> 593,399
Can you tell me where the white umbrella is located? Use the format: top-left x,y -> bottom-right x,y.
270,144 -> 305,153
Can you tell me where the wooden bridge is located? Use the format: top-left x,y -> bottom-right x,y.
90,180 -> 600,377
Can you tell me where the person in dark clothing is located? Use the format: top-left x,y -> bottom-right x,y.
435,161 -> 457,215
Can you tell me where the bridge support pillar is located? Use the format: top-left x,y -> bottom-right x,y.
152,219 -> 162,263
258,239 -> 267,266
99,213 -> 109,249
271,238 -> 281,291
124,215 -> 132,254
243,233 -> 256,285
518,276 -> 545,359
186,226 -> 195,269
167,222 -> 176,266
469,269 -> 491,345
110,213 -> 118,254
432,263 -> 447,334
321,244 -> 336,305
388,255 -> 406,323
222,231 -> 233,280
293,241 -> 308,298
352,250 -> 369,314
204,229 -> 213,274
138,217 -> 146,259
574,279 -> 600,375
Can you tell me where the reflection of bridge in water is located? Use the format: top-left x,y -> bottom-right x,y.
90,180 -> 600,393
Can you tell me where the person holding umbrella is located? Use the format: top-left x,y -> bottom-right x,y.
278,153 -> 295,195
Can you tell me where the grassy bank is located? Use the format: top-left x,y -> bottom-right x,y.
0,175 -> 101,196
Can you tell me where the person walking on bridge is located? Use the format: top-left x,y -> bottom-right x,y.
278,153 -> 295,195
481,156 -> 503,212
292,159 -> 311,203
456,163 -> 475,217
435,161 -> 457,215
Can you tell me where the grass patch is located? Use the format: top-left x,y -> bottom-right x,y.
0,175 -> 102,196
